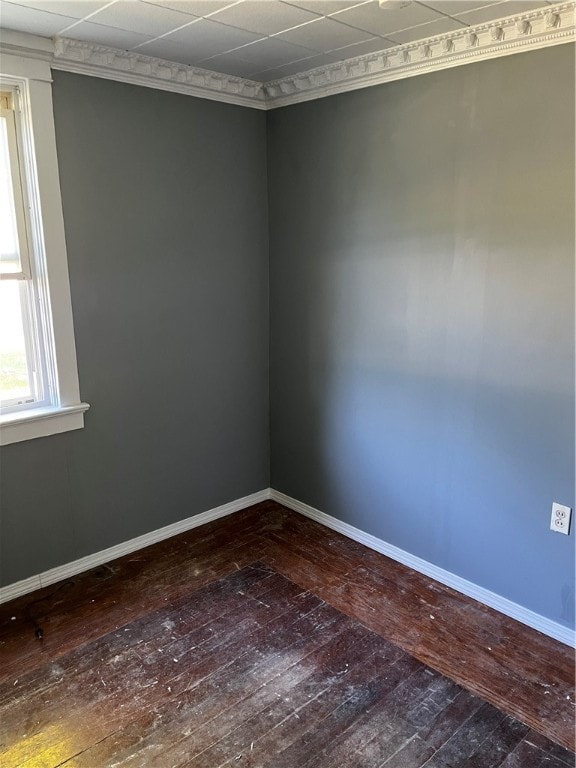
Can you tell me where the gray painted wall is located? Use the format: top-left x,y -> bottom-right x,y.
0,72 -> 270,585
268,45 -> 575,629
1,48 -> 574,635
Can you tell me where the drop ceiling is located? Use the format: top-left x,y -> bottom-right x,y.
0,0 -> 564,82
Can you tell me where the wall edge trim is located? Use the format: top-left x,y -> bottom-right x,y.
3,487 -> 573,647
0,488 -> 273,605
269,489 -> 576,648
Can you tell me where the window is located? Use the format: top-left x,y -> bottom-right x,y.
1,88 -> 49,414
0,41 -> 88,445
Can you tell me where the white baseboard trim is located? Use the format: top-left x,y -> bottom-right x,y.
270,489 -> 576,648
4,486 -> 573,647
0,488 -> 272,605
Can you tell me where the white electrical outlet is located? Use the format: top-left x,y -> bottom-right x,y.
550,503 -> 572,535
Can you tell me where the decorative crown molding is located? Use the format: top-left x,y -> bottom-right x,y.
51,37 -> 267,109
1,4 -> 573,110
264,2 -> 576,108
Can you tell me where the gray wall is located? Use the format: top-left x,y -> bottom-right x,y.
0,72 -> 270,585
1,48 -> 574,634
268,45 -> 575,629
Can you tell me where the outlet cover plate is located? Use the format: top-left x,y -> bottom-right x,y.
550,503 -> 572,535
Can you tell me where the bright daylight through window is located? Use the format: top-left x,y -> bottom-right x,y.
0,88 -> 47,412
0,38 -> 88,445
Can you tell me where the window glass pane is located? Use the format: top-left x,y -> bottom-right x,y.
0,115 -> 22,275
0,281 -> 33,404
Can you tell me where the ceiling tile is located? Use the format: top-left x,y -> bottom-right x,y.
130,36 -> 200,62
142,0 -> 235,16
208,1 -> 320,35
274,16 -> 375,52
388,16 -> 465,43
254,50 -> 342,80
330,35 -> 396,58
0,2 -> 77,34
4,0 -> 109,18
282,0 -> 370,15
417,1 -> 501,15
63,21 -> 153,48
158,17 -> 264,60
231,36 -> 316,67
296,50 -> 345,66
86,0 -> 195,36
454,0 -> 551,24
249,69 -> 280,82
332,0 -> 444,36
195,51 -> 262,77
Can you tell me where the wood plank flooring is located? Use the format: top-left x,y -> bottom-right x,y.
0,500 -> 574,767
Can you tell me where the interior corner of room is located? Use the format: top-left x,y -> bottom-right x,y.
0,1 -> 575,758
0,5 -> 574,672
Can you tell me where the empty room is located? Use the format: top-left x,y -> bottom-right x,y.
0,0 -> 574,766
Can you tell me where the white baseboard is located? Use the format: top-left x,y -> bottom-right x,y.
270,489 -> 576,648
4,485 -> 573,648
0,488 -> 272,605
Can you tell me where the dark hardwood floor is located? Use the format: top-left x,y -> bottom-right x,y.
0,500 -> 574,767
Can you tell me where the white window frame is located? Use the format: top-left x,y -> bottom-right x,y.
0,35 -> 89,445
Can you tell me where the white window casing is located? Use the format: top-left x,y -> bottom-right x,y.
0,37 -> 89,445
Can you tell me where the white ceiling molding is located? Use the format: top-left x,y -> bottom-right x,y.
1,5 -> 573,111
52,37 -> 267,110
264,2 -> 576,108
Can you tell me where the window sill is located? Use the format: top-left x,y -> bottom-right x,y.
0,402 -> 90,445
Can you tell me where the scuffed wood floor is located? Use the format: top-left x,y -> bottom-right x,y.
0,501 -> 574,767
